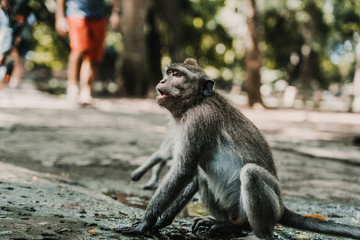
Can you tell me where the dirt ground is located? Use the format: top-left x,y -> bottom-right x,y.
0,79 -> 360,239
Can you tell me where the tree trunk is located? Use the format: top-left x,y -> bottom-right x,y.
116,0 -> 156,97
352,38 -> 360,112
156,0 -> 182,62
298,0 -> 318,90
244,0 -> 263,107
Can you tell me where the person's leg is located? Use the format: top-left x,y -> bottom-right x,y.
77,18 -> 106,105
67,18 -> 90,102
78,56 -> 95,104
9,53 -> 24,88
66,51 -> 83,101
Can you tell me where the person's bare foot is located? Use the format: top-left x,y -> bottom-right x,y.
78,90 -> 93,107
66,84 -> 79,103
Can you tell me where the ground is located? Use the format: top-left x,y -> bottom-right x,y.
0,79 -> 360,239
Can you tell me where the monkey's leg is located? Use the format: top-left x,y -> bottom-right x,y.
131,137 -> 172,182
143,160 -> 167,190
131,154 -> 163,181
154,176 -> 199,229
192,177 -> 248,236
240,163 -> 283,240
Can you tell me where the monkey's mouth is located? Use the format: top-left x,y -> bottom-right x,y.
158,89 -> 167,96
156,89 -> 169,103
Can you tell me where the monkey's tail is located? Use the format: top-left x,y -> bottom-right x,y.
279,207 -> 360,239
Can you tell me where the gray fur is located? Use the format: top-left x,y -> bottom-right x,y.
115,58 -> 360,239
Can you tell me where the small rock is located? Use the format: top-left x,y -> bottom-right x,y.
0,231 -> 12,235
0,207 -> 10,211
79,209 -> 87,214
25,206 -> 36,212
57,227 -> 72,234
18,212 -> 31,217
86,223 -> 98,227
38,222 -> 49,226
41,231 -> 57,237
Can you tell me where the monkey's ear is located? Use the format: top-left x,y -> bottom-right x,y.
203,79 -> 215,96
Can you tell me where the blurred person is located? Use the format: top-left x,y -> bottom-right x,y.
9,0 -> 36,88
55,0 -> 121,106
0,0 -> 15,89
0,0 -> 35,89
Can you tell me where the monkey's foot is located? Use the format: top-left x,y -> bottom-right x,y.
192,217 -> 247,236
130,170 -> 143,181
192,217 -> 217,232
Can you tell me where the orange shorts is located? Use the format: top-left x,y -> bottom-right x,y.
67,17 -> 107,62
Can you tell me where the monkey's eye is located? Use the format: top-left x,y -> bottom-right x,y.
173,71 -> 183,78
166,70 -> 172,76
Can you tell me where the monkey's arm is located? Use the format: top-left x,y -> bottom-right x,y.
155,175 -> 199,229
116,151 -> 199,234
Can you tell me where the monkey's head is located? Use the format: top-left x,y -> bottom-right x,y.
156,58 -> 215,114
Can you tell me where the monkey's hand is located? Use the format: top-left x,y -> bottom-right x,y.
114,220 -> 151,235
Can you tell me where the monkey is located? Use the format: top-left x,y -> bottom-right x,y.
131,136 -> 172,190
115,58 -> 360,239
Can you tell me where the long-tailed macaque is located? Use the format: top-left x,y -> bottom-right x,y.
116,58 -> 360,239
131,136 -> 172,190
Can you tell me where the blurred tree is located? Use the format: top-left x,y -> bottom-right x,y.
260,0 -> 360,96
177,0 -> 233,71
297,0 -> 328,91
352,38 -> 360,112
116,0 -> 156,97
116,0 -> 184,97
156,0 -> 183,62
244,0 -> 263,107
261,0 -> 329,90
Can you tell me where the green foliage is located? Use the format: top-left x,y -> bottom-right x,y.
22,0 -> 69,70
261,8 -> 303,73
257,0 -> 360,89
31,22 -> 69,70
179,0 -> 237,84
